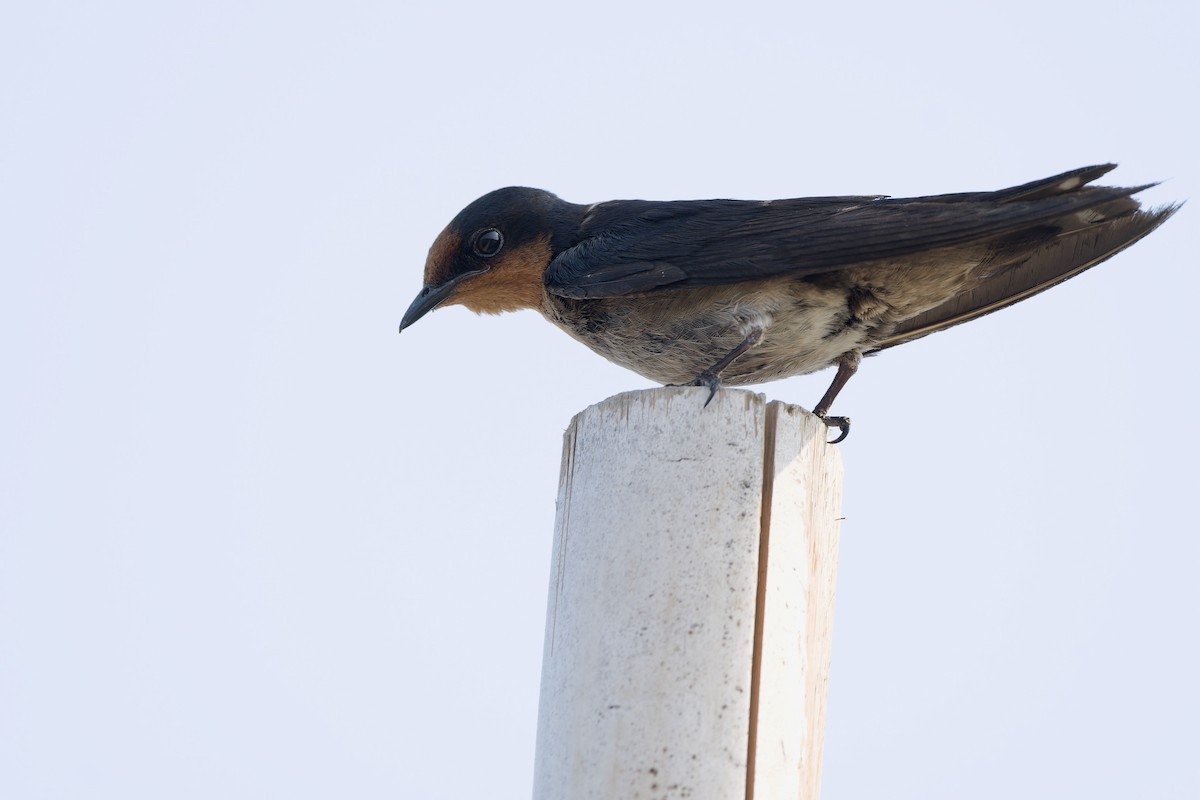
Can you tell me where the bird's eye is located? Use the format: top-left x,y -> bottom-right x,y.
472,228 -> 504,258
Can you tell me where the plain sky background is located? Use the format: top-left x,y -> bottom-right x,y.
2,2 -> 1197,798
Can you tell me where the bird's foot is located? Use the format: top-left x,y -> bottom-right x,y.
667,372 -> 722,407
816,413 -> 850,445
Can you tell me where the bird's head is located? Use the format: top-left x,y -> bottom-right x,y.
400,187 -> 573,331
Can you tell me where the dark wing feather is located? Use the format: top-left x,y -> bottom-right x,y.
869,205 -> 1180,352
545,165 -> 1149,300
902,164 -> 1119,204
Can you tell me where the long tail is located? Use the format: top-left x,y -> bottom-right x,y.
870,166 -> 1181,352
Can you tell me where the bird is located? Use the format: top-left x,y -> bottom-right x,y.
400,165 -> 1177,442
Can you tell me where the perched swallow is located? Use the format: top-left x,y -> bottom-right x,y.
401,165 -> 1177,442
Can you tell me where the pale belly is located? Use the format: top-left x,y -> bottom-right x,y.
540,257 -> 986,386
542,281 -> 881,386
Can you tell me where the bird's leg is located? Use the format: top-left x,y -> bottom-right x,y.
812,351 -> 861,444
671,326 -> 765,407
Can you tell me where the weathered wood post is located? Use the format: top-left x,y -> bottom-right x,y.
533,387 -> 843,799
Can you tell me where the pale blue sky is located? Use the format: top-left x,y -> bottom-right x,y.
2,2 -> 1197,798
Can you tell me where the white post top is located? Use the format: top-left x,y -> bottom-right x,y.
533,387 -> 843,800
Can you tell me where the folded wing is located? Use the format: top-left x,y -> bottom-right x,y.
544,165 -> 1167,302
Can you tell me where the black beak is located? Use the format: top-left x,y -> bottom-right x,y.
399,271 -> 486,332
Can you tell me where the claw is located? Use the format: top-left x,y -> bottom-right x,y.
811,352 -> 860,443
669,372 -> 722,407
819,415 -> 850,444
668,328 -> 762,410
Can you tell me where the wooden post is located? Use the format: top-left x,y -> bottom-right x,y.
533,387 -> 843,800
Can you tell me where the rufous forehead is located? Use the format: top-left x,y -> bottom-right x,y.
423,227 -> 462,286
